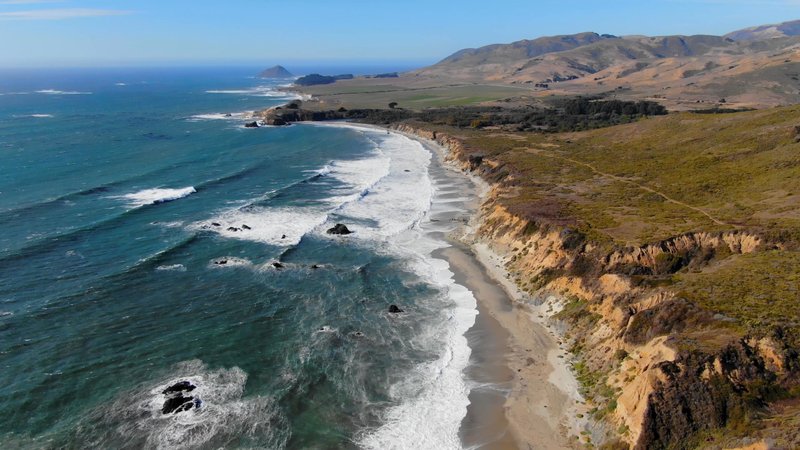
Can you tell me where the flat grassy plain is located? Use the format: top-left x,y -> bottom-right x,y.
292,79 -> 531,110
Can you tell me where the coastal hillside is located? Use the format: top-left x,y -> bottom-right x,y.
291,20 -> 800,111
390,106 -> 800,449
413,30 -> 800,109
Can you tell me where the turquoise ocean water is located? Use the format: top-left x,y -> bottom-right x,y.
0,68 -> 480,449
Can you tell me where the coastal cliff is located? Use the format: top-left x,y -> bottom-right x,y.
389,122 -> 800,450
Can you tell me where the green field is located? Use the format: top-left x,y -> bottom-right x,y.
294,81 -> 531,110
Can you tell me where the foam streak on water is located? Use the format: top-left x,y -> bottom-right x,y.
117,187 -> 197,208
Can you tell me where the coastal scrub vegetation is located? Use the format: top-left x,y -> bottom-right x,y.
262,98 -> 667,133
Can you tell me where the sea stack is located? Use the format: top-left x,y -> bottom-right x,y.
258,65 -> 293,78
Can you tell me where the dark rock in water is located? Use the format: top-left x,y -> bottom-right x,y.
162,381 -> 196,395
162,393 -> 196,414
272,262 -> 284,269
161,381 -> 200,415
281,234 -> 287,239
225,113 -> 232,117
215,260 -> 228,265
244,121 -> 260,128
242,224 -> 252,230
211,222 -> 221,227
327,223 -> 352,235
388,304 -> 404,314
227,227 -> 241,232
311,264 -> 320,269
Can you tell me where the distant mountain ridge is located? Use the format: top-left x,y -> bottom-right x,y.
410,20 -> 800,109
725,19 -> 800,41
437,31 -> 612,66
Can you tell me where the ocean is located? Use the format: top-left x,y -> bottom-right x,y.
0,67 -> 483,448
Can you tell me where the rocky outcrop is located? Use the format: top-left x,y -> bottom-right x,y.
327,224 -> 352,235
161,381 -> 201,415
257,107 -> 346,126
604,231 -> 763,276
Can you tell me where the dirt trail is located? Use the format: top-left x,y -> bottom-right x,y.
528,148 -> 736,227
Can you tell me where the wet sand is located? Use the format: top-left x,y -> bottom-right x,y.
407,127 -> 577,450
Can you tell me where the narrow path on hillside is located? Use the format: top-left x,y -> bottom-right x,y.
528,148 -> 736,227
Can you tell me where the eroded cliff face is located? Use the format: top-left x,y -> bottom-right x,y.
392,123 -> 799,450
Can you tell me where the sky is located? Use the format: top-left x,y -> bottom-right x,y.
0,0 -> 799,67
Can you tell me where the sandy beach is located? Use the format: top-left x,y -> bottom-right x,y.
404,128 -> 583,449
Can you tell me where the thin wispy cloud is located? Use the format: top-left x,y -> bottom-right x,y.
0,8 -> 132,20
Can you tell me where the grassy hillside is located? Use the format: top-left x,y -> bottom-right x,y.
429,106 -> 800,246
407,107 -> 800,344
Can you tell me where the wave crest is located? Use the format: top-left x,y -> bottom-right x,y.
117,187 -> 196,208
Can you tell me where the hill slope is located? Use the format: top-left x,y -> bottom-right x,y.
409,24 -> 800,109
725,19 -> 800,41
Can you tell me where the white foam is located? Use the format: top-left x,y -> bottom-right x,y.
115,82 -> 128,86
194,206 -> 329,247
188,112 -> 250,122
205,86 -> 297,98
305,164 -> 332,177
153,221 -> 184,229
156,264 -> 186,272
35,89 -> 92,95
81,360 -> 288,449
208,257 -> 252,268
28,114 -> 54,118
194,150 -> 393,247
117,187 -> 196,208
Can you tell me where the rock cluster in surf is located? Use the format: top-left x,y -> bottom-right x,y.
161,381 -> 202,415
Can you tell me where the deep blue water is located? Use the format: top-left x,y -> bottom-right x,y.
0,68 -> 476,449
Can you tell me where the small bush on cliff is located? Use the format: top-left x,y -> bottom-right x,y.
555,296 -> 601,328
600,439 -> 630,450
654,252 -> 686,275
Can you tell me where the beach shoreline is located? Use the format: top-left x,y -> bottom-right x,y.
301,120 -> 585,448
404,128 -> 584,449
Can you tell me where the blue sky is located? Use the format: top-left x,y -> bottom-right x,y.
1,0 -> 798,67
